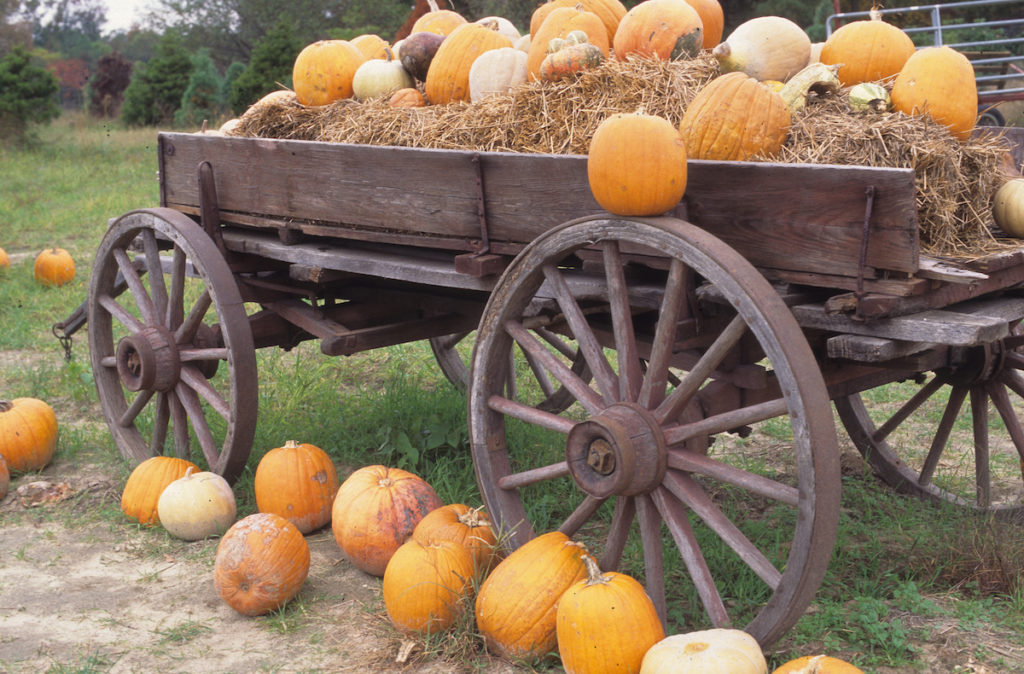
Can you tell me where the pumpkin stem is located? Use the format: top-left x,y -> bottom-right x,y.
456,505 -> 491,528
790,654 -> 828,674
869,4 -> 882,21
581,553 -> 611,586
384,46 -> 394,61
184,466 -> 196,478
284,439 -> 301,449
426,0 -> 439,12
0,400 -> 11,413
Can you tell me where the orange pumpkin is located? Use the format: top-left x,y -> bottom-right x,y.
388,87 -> 427,108
331,465 -> 444,576
33,248 -> 75,286
0,246 -> 9,269
292,40 -> 366,106
382,538 -> 476,634
412,503 -> 499,571
685,0 -> 724,48
891,45 -> 978,141
411,8 -> 467,36
772,654 -> 865,673
819,7 -> 915,86
556,555 -> 665,674
0,453 -> 9,500
424,21 -> 512,104
588,110 -> 688,217
679,71 -> 791,161
530,0 -> 627,46
254,440 -> 338,534
0,398 -> 58,473
612,0 -> 704,62
214,512 -> 310,616
528,5 -> 609,80
350,33 -> 391,61
120,455 -> 199,526
475,531 -> 588,659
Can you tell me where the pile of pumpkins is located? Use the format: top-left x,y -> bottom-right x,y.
119,439 -> 864,673
0,244 -> 77,287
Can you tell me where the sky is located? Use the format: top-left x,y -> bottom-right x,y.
102,0 -> 153,33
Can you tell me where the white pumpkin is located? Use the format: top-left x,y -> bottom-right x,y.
219,118 -> 241,135
476,16 -> 521,43
713,16 -> 811,82
640,629 -> 768,674
469,47 -> 528,103
994,178 -> 1024,238
352,56 -> 415,101
157,467 -> 237,541
514,33 -> 531,53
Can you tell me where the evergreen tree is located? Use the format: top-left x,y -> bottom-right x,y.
175,50 -> 224,128
0,45 -> 60,144
221,61 -> 246,107
228,20 -> 300,115
120,32 -> 194,126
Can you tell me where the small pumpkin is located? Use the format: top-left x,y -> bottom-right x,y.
679,71 -> 791,161
388,87 -> 427,108
0,397 -> 58,473
33,248 -> 75,286
469,47 -> 528,103
157,466 -> 237,541
891,45 -> 978,141
771,654 -> 865,673
382,538 -> 477,634
292,40 -> 366,106
0,453 -> 9,500
254,439 -> 338,534
475,531 -> 588,659
0,246 -> 9,270
528,4 -> 609,81
350,33 -> 391,61
331,465 -> 444,576
588,110 -> 688,216
612,0 -> 704,62
352,51 -> 415,101
219,118 -> 241,135
819,6 -> 915,87
411,503 -> 499,571
640,629 -> 768,673
994,178 -> 1024,238
556,555 -> 665,674
530,0 -> 627,46
539,41 -> 605,82
713,16 -> 811,82
121,456 -> 199,526
425,21 -> 512,104
214,512 -> 310,616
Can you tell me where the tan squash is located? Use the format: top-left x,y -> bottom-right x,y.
713,16 -> 811,82
993,178 -> 1024,238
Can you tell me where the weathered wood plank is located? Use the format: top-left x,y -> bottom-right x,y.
792,303 -> 1010,346
826,334 -> 935,362
917,256 -> 989,283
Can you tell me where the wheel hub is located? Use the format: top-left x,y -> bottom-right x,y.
115,326 -> 181,392
566,402 -> 667,498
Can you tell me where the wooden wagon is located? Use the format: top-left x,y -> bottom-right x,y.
68,126 -> 1024,646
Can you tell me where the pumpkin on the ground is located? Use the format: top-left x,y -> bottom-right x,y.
556,554 -> 665,673
157,466 -> 237,541
33,248 -> 75,286
0,453 -> 9,500
411,503 -> 499,571
331,465 -> 443,576
0,246 -> 9,269
891,45 -> 978,141
382,538 -> 476,634
121,456 -> 199,526
612,0 -> 704,62
254,439 -> 338,534
0,397 -> 58,473
214,512 -> 310,616
292,40 -> 366,106
640,628 -> 768,673
771,654 -> 864,673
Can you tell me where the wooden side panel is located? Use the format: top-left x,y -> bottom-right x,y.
159,133 -> 919,277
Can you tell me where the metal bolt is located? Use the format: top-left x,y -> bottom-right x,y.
586,439 -> 616,475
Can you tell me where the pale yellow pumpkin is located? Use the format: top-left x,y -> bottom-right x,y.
476,16 -> 521,43
469,47 -> 528,102
640,629 -> 768,673
994,178 -> 1024,238
157,467 -> 237,541
713,16 -> 811,82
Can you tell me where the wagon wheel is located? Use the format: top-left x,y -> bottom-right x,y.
88,208 -> 257,484
836,326 -> 1024,514
468,215 -> 841,646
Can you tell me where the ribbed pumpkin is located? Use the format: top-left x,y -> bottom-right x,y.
424,21 -> 512,104
771,655 -> 864,673
382,538 -> 476,634
819,7 -> 915,86
157,466 -> 237,541
530,0 -> 627,45
350,33 -> 391,61
679,71 -> 791,161
475,531 -> 588,659
33,248 -> 75,287
588,110 -> 688,216
891,46 -> 978,141
528,5 -> 608,80
388,87 -> 427,108
613,0 -> 704,61
713,16 -> 811,82
214,512 -> 310,616
685,0 -> 724,48
994,178 -> 1024,237
412,503 -> 499,571
411,7 -> 467,36
121,456 -> 199,526
0,397 -> 58,473
331,465 -> 443,576
253,440 -> 338,534
0,453 -> 9,500
292,40 -> 366,106
556,555 -> 665,674
640,629 -> 768,673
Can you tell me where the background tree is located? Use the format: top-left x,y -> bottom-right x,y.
0,44 -> 59,143
175,49 -> 224,127
20,0 -> 107,64
120,32 -> 192,126
228,19 -> 299,113
88,50 -> 132,117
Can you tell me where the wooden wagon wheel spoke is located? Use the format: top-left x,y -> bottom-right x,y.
518,343 -> 557,398
496,460 -> 570,490
919,385 -> 969,486
89,209 -> 257,483
987,381 -> 1024,463
504,319 -> 604,414
971,387 -> 991,508
636,493 -> 668,625
873,373 -> 949,442
487,395 -> 575,434
667,448 -> 800,506
1005,351 -> 1024,370
557,494 -> 608,537
639,258 -> 687,410
600,496 -> 636,571
665,398 -> 790,445
602,241 -> 643,402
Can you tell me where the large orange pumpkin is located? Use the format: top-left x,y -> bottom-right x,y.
0,397 -> 58,473
588,110 -> 688,217
424,21 -> 512,104
685,0 -> 724,49
292,40 -> 366,106
254,439 -> 338,534
891,45 -> 978,141
331,465 -> 444,576
214,512 -> 310,616
612,0 -> 704,62
819,8 -> 915,86
411,503 -> 499,572
530,0 -> 627,45
120,455 -> 199,526
33,248 -> 75,286
382,538 -> 476,634
557,555 -> 665,674
679,71 -> 791,161
528,5 -> 609,80
475,531 -> 588,659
